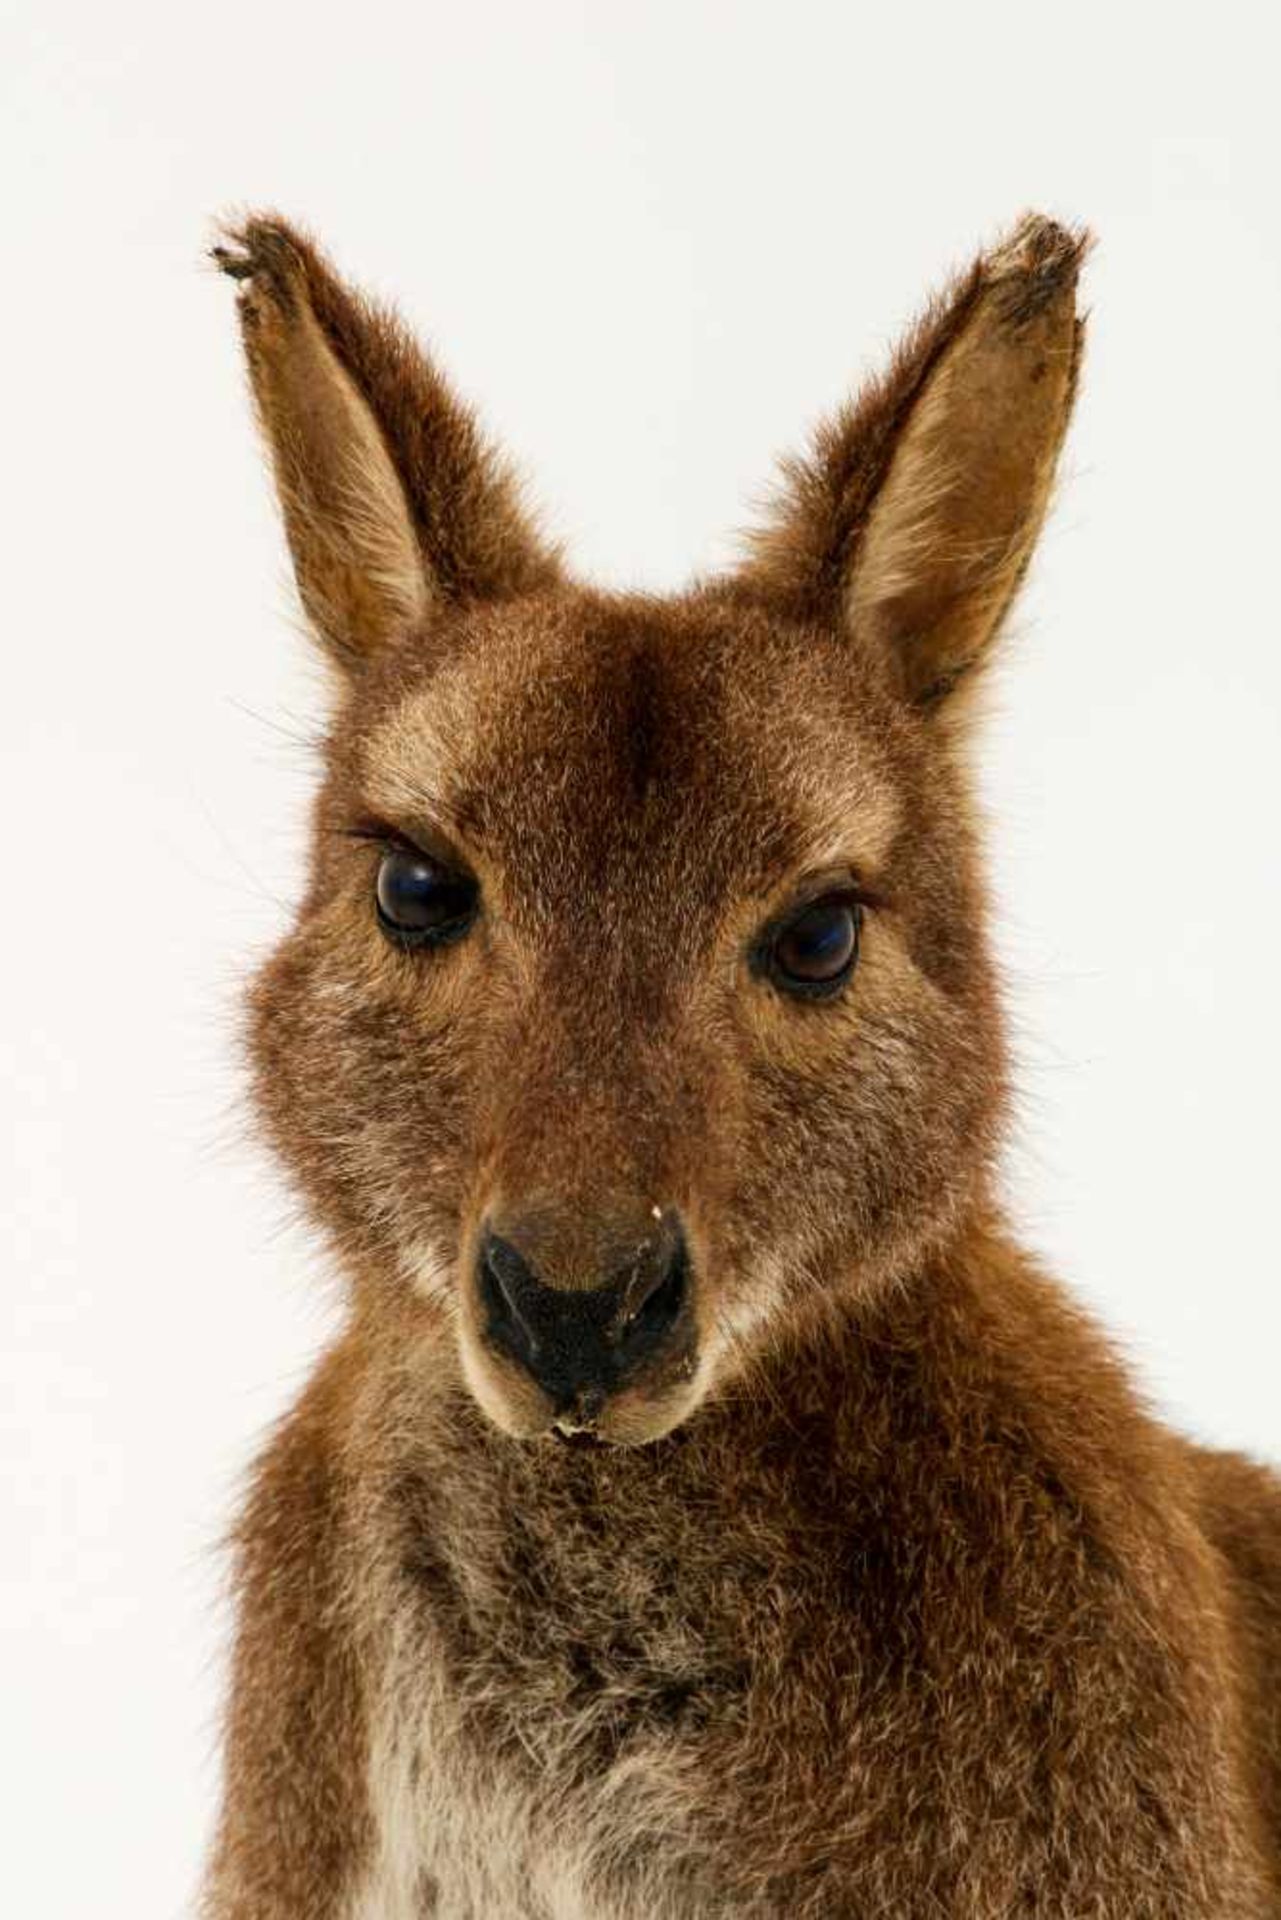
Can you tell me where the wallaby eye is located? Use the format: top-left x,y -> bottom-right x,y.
375,848 -> 477,947
768,896 -> 861,997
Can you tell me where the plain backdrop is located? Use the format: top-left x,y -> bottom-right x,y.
2,2 -> 1279,1913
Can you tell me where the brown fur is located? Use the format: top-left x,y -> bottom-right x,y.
202,213 -> 1281,1917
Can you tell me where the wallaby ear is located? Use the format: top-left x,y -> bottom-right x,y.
740,215 -> 1088,712
212,215 -> 559,670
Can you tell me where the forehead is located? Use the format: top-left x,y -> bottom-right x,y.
359,591 -> 903,909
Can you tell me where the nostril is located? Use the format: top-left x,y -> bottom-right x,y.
479,1233 -> 542,1369
617,1240 -> 688,1357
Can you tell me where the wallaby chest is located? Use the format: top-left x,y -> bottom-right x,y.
343,1376 -> 1266,1919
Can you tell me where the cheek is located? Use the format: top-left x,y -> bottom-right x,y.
246,902 -> 484,1260
724,924 -> 1000,1263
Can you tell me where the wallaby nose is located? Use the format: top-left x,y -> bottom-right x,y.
477,1215 -> 691,1416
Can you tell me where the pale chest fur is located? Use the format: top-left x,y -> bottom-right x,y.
346,1689 -> 695,1920
344,1425 -> 764,1919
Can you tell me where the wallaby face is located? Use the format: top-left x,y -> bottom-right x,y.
220,215 -> 1077,1448
253,586 -> 1005,1445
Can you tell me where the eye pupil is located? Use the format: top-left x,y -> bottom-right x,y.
771,898 -> 860,991
376,849 -> 477,945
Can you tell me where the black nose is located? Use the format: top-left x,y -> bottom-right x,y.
477,1218 -> 692,1414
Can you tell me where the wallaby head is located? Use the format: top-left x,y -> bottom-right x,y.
216,214 -> 1085,1447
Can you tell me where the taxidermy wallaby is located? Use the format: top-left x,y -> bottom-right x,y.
203,213 -> 1281,1917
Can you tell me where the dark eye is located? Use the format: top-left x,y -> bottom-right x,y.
375,848 -> 478,947
768,895 -> 861,997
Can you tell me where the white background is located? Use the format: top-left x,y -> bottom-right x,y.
3,3 -> 1278,1913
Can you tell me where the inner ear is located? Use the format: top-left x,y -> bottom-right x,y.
216,224 -> 429,668
737,216 -> 1087,718
848,220 -> 1086,709
214,216 -> 562,674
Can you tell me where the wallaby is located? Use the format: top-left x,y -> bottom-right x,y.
202,213 -> 1281,1917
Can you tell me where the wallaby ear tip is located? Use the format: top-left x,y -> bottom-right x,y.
991,210 -> 1093,268
209,209 -> 249,277
213,207 -> 312,258
210,238 -> 251,283
209,213 -> 314,322
985,212 -> 1093,323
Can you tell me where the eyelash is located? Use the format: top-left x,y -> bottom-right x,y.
341,820 -> 414,852
754,879 -> 880,940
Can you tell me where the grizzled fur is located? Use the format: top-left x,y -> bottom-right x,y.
202,213 -> 1281,1916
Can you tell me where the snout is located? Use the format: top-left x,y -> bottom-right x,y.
463,1208 -> 699,1441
